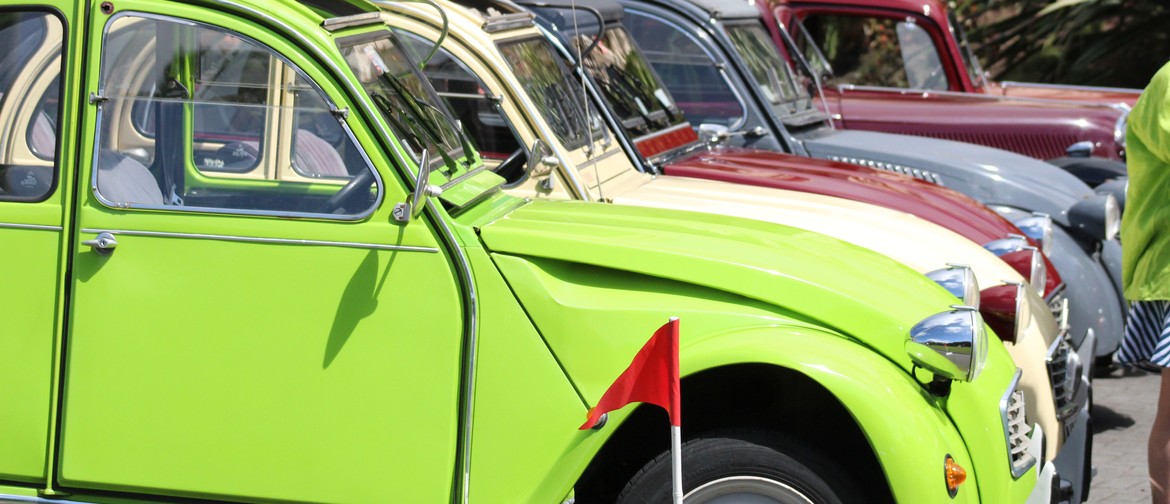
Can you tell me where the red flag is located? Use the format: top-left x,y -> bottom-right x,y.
580,318 -> 680,429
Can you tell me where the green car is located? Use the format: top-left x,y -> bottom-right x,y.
0,0 -> 1035,502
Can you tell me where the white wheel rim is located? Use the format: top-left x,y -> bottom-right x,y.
684,476 -> 817,504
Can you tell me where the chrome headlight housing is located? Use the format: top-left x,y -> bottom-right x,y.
1068,193 -> 1120,241
906,306 -> 988,382
1114,105 -> 1130,150
983,238 -> 1047,293
925,264 -> 980,310
1011,214 -> 1054,256
1096,177 -> 1127,214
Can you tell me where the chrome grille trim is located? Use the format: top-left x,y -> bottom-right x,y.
1000,369 -> 1037,478
1047,330 -> 1083,426
827,155 -> 945,185
1046,284 -> 1068,327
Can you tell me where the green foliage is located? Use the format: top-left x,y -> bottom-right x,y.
954,0 -> 1170,88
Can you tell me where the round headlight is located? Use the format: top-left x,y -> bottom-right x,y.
1104,193 -> 1120,240
1012,214 -> 1054,256
997,247 -> 1046,294
906,307 -> 988,382
979,282 -> 1028,344
1068,193 -> 1120,242
925,264 -> 980,310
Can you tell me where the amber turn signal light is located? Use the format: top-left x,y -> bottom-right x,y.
945,455 -> 967,498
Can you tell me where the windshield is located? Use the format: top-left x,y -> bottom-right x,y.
948,11 -> 987,90
497,37 -> 605,151
341,31 -> 464,171
571,26 -> 688,139
724,22 -> 822,125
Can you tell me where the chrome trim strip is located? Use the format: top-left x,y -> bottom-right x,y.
840,83 -> 1127,109
575,145 -> 623,171
438,202 -> 480,504
0,222 -> 63,231
322,12 -> 383,32
79,228 -> 439,253
999,80 -> 1141,95
0,495 -> 85,504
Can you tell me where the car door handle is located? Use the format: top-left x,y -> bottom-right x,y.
82,232 -> 118,255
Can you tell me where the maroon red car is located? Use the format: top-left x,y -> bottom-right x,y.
762,0 -> 1134,185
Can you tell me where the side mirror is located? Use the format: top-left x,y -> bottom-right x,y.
392,149 -> 444,223
527,138 -> 561,191
699,123 -> 729,145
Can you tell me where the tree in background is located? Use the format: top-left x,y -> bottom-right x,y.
954,0 -> 1169,88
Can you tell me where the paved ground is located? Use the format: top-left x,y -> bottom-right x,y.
1087,366 -> 1161,503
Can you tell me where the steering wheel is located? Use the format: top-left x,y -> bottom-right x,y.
494,148 -> 527,184
320,169 -> 375,214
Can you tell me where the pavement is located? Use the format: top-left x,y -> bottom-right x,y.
1086,366 -> 1161,503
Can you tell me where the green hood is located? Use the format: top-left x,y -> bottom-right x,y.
479,201 -> 957,374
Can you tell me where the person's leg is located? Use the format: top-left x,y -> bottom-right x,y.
1150,368 -> 1170,503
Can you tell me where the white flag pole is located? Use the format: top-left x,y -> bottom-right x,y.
670,316 -> 683,504
671,424 -> 684,504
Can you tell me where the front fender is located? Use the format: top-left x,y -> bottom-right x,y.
673,326 -> 1033,504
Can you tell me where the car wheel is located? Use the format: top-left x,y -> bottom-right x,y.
616,430 -> 863,504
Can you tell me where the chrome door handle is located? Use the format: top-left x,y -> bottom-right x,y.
82,232 -> 118,255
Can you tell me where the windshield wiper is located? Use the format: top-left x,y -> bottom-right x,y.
375,69 -> 466,173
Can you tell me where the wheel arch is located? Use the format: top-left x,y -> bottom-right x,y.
571,327 -> 977,503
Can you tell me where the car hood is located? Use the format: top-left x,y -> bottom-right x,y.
802,129 -> 1095,225
479,200 -> 953,361
663,147 -> 1017,243
610,175 -> 1025,288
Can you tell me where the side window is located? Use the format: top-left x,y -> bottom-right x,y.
624,11 -> 745,127
95,15 -> 377,217
394,32 -> 522,162
802,14 -> 948,90
0,12 -> 62,201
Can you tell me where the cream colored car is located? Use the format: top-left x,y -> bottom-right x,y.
377,0 -> 1078,463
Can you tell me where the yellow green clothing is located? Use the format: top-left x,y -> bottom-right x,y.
1123,61 -> 1170,300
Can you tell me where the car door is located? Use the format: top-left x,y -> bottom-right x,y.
0,3 -> 74,484
58,4 -> 465,502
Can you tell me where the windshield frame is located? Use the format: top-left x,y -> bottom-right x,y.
947,11 -> 987,91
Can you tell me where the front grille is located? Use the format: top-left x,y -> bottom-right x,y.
826,155 -> 945,186
1001,370 -> 1037,479
913,131 -> 1079,161
1046,285 -> 1068,328
1047,332 -> 1083,426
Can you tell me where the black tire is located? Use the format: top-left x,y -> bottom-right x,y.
1046,157 -> 1127,188
616,430 -> 864,504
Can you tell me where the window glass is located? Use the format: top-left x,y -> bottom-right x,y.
96,15 -> 378,216
802,14 -> 948,90
896,21 -> 948,90
0,12 -> 61,201
623,12 -> 744,127
192,30 -> 271,173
